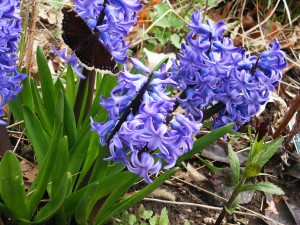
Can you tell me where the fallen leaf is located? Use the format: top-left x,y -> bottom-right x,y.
20,160 -> 38,188
286,163 -> 300,179
186,163 -> 207,182
265,196 -> 297,225
285,199 -> 300,225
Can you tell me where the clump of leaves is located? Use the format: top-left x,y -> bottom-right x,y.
214,129 -> 285,225
144,1 -> 220,51
113,205 -> 170,225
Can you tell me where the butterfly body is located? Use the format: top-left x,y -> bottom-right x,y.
61,7 -> 119,74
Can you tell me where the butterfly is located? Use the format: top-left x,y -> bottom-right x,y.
61,7 -> 119,74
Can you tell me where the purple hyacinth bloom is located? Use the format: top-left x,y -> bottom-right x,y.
127,151 -> 161,183
52,46 -> 85,79
74,0 -> 103,23
130,58 -> 150,74
91,61 -> 201,183
260,38 -> 287,71
171,10 -> 286,130
0,0 -> 25,124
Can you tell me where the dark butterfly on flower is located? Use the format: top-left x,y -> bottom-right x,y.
61,7 -> 119,74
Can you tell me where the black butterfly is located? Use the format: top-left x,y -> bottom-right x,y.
61,7 -> 119,74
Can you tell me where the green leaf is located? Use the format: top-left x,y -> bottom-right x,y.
153,28 -> 171,46
93,173 -> 139,223
153,3 -> 185,29
50,137 -> 69,196
68,128 -> 91,186
255,138 -> 283,167
241,182 -> 284,195
33,173 -> 71,223
23,106 -> 50,164
37,46 -> 55,123
49,0 -> 62,9
184,219 -> 191,225
66,65 -> 76,107
150,216 -> 159,225
170,33 -> 182,49
0,151 -> 30,220
197,157 -> 222,172
21,77 -> 34,111
74,184 -> 98,225
228,144 -> 240,186
54,90 -> 64,129
98,168 -> 178,224
129,214 -> 137,225
63,93 -> 77,147
178,123 -> 234,163
244,137 -> 283,179
75,132 -> 100,189
67,172 -> 136,208
142,209 -> 153,220
88,145 -> 110,182
28,124 -> 63,216
30,78 -> 53,135
243,162 -> 261,178
66,172 -> 137,224
159,207 -> 169,225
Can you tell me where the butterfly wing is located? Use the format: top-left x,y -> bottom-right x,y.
61,7 -> 118,74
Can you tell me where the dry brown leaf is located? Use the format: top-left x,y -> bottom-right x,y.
186,162 -> 207,182
265,198 -> 279,214
243,12 -> 256,29
208,2 -> 232,22
20,160 -> 38,188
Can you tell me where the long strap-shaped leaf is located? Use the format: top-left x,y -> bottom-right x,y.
36,46 -> 56,125
28,123 -> 63,216
0,151 -> 30,220
95,167 -> 178,225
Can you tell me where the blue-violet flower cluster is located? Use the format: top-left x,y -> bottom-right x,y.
0,0 -> 26,124
54,0 -> 142,78
91,59 -> 200,183
171,10 -> 286,130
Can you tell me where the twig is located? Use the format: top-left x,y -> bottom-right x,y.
26,0 -> 38,73
6,120 -> 24,129
13,128 -> 26,153
256,0 -> 267,48
143,197 -> 256,217
279,80 -> 300,90
243,0 -> 280,35
240,0 -> 247,47
272,95 -> 300,139
172,176 -> 285,225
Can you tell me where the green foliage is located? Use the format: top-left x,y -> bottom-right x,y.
145,3 -> 187,50
4,47 -> 232,224
153,3 -> 185,29
0,152 -> 29,220
113,205 -> 169,225
240,182 -> 284,195
218,131 -> 285,223
228,144 -> 240,186
244,134 -> 283,179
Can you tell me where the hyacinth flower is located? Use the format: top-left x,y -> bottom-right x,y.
0,0 -> 26,125
91,58 -> 200,183
54,0 -> 142,78
171,10 -> 286,130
